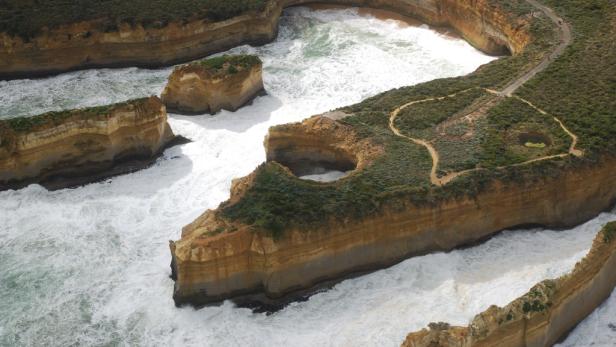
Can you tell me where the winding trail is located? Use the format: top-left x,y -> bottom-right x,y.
388,0 -> 580,186
500,0 -> 573,97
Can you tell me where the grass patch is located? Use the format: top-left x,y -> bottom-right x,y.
189,54 -> 261,77
0,0 -> 267,40
221,121 -> 433,232
477,97 -> 571,168
217,0 -> 600,237
0,98 -> 149,134
517,0 -> 616,156
603,222 -> 616,244
394,88 -> 487,139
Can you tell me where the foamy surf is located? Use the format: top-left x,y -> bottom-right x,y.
0,6 -> 612,347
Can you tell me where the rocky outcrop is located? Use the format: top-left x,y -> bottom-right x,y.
0,0 -> 531,79
170,112 -> 616,308
402,222 -> 616,347
265,115 -> 382,176
0,96 -> 178,190
161,55 -> 265,114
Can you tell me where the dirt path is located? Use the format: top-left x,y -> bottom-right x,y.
387,0 -> 579,186
388,90 -> 475,185
389,89 -> 582,186
499,0 -> 573,96
513,95 -> 583,157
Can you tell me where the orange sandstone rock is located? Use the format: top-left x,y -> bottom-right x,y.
161,57 -> 264,115
0,96 -> 178,190
170,114 -> 616,308
166,0 -> 538,308
0,0 -> 530,79
402,222 -> 616,347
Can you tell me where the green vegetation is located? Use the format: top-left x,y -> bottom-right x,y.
522,300 -> 548,313
0,98 -> 147,133
477,97 -> 571,168
191,54 -> 261,77
222,123 -> 433,237
6,0 -> 607,238
219,0 -> 616,237
393,88 -> 491,173
603,222 -> 616,244
517,0 -> 616,155
0,0 -> 267,40
394,88 -> 487,139
521,281 -> 556,314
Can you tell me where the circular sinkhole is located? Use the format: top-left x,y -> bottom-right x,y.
518,131 -> 552,149
267,144 -> 358,183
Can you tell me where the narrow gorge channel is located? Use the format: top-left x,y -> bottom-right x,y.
0,6 -> 613,346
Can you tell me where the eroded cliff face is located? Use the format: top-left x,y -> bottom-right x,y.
0,0 -> 530,79
265,114 -> 383,175
170,113 -> 616,307
402,223 -> 616,347
161,62 -> 264,114
0,96 -> 177,190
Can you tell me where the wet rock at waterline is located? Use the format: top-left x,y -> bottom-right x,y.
0,96 -> 182,191
5,5 -> 613,347
403,222 -> 616,347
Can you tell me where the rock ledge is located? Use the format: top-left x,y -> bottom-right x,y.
161,55 -> 265,115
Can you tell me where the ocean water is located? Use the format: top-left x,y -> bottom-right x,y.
0,6 -> 613,347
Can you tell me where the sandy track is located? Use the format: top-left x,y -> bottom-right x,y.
387,0 -> 580,186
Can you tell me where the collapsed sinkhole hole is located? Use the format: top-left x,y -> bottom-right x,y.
518,131 -> 552,148
267,144 -> 358,183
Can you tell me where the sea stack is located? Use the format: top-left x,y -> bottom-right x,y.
161,55 -> 265,115
0,96 -> 178,190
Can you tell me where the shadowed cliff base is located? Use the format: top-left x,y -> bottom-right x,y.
161,55 -> 266,115
170,0 -> 616,312
402,222 -> 616,347
0,135 -> 190,192
0,97 -> 191,191
0,0 -> 521,80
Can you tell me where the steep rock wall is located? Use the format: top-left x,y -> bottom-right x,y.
402,222 -> 616,347
170,115 -> 616,307
0,96 -> 177,190
161,62 -> 264,114
0,0 -> 530,79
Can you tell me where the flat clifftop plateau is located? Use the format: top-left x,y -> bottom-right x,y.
0,0 -> 530,79
161,55 -> 265,115
402,222 -> 616,347
0,96 -> 180,191
170,0 -> 616,310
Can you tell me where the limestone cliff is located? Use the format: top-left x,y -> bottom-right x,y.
161,55 -> 264,114
402,222 -> 616,347
170,113 -> 616,308
0,96 -> 177,190
0,0 -> 530,79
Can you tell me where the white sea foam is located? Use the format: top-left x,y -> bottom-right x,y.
556,283 -> 616,347
0,6 -> 613,347
300,170 -> 349,182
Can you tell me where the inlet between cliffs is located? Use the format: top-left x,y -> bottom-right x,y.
1,6 -> 614,347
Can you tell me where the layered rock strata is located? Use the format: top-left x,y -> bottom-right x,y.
161,56 -> 264,114
0,0 -> 530,79
0,96 -> 178,190
170,113 -> 616,308
402,222 -> 616,347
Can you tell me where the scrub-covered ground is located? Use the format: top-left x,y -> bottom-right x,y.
221,0 -> 616,237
